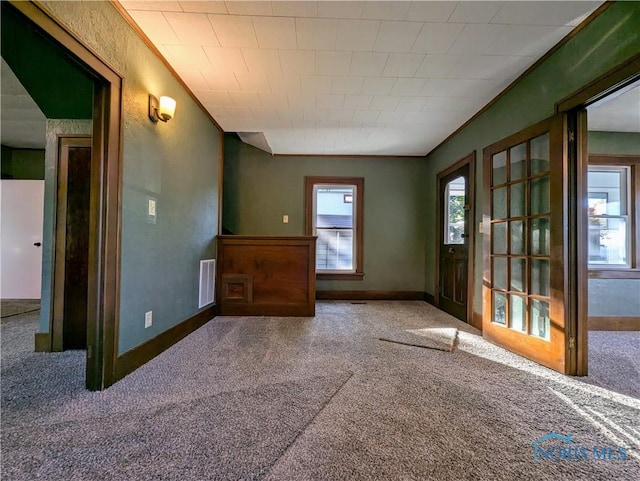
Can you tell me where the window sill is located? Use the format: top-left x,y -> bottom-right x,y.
317,272 -> 364,281
588,269 -> 640,279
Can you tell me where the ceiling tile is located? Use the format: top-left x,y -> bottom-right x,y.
377,111 -> 406,125
300,75 -> 333,94
120,1 -> 183,12
316,51 -> 352,76
422,96 -> 489,113
492,2 -> 600,27
229,92 -> 262,107
411,23 -> 464,54
271,1 -> 318,18
203,46 -> 247,72
242,49 -> 282,74
344,95 -> 373,110
224,1 -> 272,16
128,11 -> 180,45
336,19 -> 380,51
446,55 -> 531,80
318,1 -> 363,19
258,92 -> 289,110
316,94 -> 345,110
422,77 -> 506,98
163,45 -> 212,70
279,49 -> 316,74
448,1 -> 503,23
234,72 -> 271,92
382,53 -> 425,77
353,110 -> 381,125
288,93 -> 317,109
194,90 -> 234,106
362,1 -> 411,20
332,77 -> 364,95
371,96 -> 401,111
405,1 -> 456,22
373,21 -> 422,52
415,54 -> 459,78
390,78 -> 427,96
179,2 -> 227,14
395,96 -> 429,112
268,74 -> 302,93
296,18 -> 337,50
361,77 -> 396,95
253,17 -> 297,49
208,15 -> 258,48
201,70 -> 240,90
176,71 -> 210,90
327,110 -> 355,122
163,12 -> 219,46
448,24 -> 506,55
349,52 -> 389,76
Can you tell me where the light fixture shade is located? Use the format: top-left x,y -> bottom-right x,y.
158,96 -> 176,121
149,94 -> 176,122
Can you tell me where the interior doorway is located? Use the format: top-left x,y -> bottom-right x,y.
436,153 -> 475,326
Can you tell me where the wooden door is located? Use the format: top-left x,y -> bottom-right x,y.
482,115 -> 572,373
438,162 -> 471,322
53,136 -> 92,351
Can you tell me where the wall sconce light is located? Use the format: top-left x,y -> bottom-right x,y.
149,95 -> 176,122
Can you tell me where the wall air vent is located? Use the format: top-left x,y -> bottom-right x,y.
199,259 -> 215,308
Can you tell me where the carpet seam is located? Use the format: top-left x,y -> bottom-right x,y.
260,371 -> 355,480
378,337 -> 455,353
1,308 -> 41,319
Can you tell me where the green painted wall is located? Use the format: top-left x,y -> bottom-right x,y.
423,2 -> 640,314
1,146 -> 45,179
39,1 -> 222,354
224,134 -> 427,292
588,131 -> 640,155
1,3 -> 93,120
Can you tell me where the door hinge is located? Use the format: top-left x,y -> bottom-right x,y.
568,130 -> 575,143
568,337 -> 575,350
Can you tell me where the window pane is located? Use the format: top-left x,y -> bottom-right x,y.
531,217 -> 550,255
493,222 -> 507,254
510,258 -> 526,293
530,133 -> 549,174
493,257 -> 507,290
531,175 -> 550,215
492,151 -> 507,185
315,185 -> 355,271
510,142 -> 527,181
531,259 -> 550,296
588,216 -> 628,265
510,220 -> 524,255
530,299 -> 550,341
510,182 -> 526,218
493,187 -> 507,220
445,176 -> 465,244
493,292 -> 506,325
510,295 -> 526,332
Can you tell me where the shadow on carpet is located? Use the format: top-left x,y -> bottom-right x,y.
2,372 -> 353,481
379,327 -> 459,352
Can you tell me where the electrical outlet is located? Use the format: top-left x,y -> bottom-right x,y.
145,311 -> 152,328
283,214 -> 289,224
148,198 -> 156,216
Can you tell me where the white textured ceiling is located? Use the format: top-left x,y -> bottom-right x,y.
120,0 -> 602,156
588,81 -> 640,133
1,58 -> 46,149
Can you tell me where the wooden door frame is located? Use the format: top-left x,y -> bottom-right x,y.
435,152 -> 476,327
52,136 -> 92,352
556,53 -> 640,376
10,1 -> 123,390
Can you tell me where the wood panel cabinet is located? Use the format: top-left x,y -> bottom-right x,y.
216,236 -> 317,316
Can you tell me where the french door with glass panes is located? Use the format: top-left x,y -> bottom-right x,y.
482,115 -> 570,374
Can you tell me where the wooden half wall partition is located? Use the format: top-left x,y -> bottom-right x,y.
217,236 -> 317,316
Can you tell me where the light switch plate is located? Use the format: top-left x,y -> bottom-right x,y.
145,311 -> 152,328
148,198 -> 156,216
283,214 -> 289,224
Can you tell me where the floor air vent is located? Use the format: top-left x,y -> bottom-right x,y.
199,259 -> 215,308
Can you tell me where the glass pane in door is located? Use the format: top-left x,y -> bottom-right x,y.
444,176 -> 466,244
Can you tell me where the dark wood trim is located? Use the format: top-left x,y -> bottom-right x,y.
305,176 -> 364,279
317,290 -> 425,301
34,332 -> 51,352
556,53 -> 640,113
110,0 -> 223,133
434,152 -> 476,325
52,136 -> 92,352
217,133 -> 224,235
471,312 -> 483,331
429,2 -> 612,159
11,1 -> 124,390
423,292 -> 435,304
589,154 -> 640,164
588,316 -> 640,331
588,269 -> 640,279
115,306 -> 215,381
